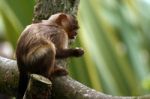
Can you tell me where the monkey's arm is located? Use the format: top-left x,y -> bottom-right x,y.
56,48 -> 84,59
50,29 -> 84,59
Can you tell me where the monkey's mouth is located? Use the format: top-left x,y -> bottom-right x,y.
70,36 -> 76,39
70,32 -> 77,39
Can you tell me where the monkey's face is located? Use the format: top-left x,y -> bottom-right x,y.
68,26 -> 79,39
67,17 -> 79,40
48,13 -> 79,39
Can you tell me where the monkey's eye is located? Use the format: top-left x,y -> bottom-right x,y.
71,23 -> 79,30
74,25 -> 79,30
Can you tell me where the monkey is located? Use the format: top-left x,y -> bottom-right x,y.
15,13 -> 84,99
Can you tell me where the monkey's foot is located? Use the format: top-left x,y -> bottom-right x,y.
52,66 -> 68,77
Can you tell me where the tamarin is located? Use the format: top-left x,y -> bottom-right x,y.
16,13 -> 84,99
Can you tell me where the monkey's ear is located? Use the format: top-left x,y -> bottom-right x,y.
56,13 -> 68,26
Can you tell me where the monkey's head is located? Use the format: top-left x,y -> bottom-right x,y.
46,13 -> 79,39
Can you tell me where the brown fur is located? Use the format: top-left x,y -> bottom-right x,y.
16,13 -> 84,99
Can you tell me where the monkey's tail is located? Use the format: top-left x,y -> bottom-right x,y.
16,72 -> 29,99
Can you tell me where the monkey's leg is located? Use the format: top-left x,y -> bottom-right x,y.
16,41 -> 56,99
27,45 -> 56,78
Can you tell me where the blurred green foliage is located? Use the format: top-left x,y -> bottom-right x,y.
0,0 -> 150,96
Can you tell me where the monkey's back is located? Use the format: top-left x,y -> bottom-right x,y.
16,23 -> 67,74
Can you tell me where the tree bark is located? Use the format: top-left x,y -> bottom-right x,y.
0,56 -> 150,99
32,0 -> 79,23
0,57 -> 18,97
23,74 -> 52,99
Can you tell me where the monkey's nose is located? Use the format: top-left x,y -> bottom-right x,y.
73,31 -> 77,36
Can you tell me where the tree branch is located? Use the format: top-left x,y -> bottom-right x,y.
1,0 -> 150,99
0,56 -> 150,99
23,74 -> 52,99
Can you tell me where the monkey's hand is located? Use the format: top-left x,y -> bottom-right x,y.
72,48 -> 84,57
